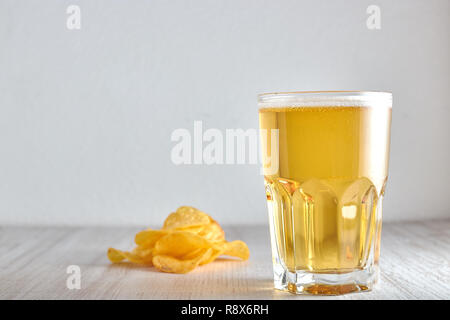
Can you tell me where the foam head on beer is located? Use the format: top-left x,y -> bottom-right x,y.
258,91 -> 392,295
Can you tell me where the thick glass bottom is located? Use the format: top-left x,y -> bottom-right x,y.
273,264 -> 378,296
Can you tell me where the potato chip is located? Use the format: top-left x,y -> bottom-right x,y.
174,225 -> 205,234
107,205 -> 250,273
198,248 -> 214,265
135,229 -> 169,247
199,247 -> 223,265
122,251 -> 148,264
135,225 -> 207,247
162,206 -> 211,230
197,220 -> 225,242
132,246 -> 154,264
107,247 -> 153,265
222,240 -> 250,260
152,253 -> 205,274
180,247 -> 205,260
107,247 -> 126,263
153,231 -> 211,258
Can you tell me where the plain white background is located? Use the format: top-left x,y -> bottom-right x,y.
0,0 -> 449,226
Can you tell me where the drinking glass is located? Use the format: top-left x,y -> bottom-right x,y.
258,91 -> 392,295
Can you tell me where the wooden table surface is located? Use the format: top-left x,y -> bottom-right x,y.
1,219 -> 449,300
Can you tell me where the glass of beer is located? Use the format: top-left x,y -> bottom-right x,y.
258,91 -> 392,295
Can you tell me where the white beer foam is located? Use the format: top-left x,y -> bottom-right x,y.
258,91 -> 392,108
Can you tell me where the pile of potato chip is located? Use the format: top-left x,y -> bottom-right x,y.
107,206 -> 250,273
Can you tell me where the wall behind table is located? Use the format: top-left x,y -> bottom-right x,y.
0,0 -> 449,226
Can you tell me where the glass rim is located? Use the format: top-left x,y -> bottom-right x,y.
257,91 -> 392,108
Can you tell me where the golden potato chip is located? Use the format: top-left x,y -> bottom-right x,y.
107,247 -> 152,264
122,251 -> 148,264
152,253 -> 205,274
197,220 -> 225,241
107,205 -> 250,273
222,240 -> 250,260
134,229 -> 169,247
198,248 -> 214,265
199,247 -> 223,265
162,206 -> 211,230
180,247 -> 205,260
132,246 -> 154,265
107,247 -> 126,263
153,231 -> 211,258
174,225 -> 205,233
132,246 -> 153,257
135,226 -> 206,247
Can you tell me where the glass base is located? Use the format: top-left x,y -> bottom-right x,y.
274,265 -> 379,296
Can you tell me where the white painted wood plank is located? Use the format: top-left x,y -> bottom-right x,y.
0,220 -> 449,300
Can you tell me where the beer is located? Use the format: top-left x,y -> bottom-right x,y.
258,92 -> 392,295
